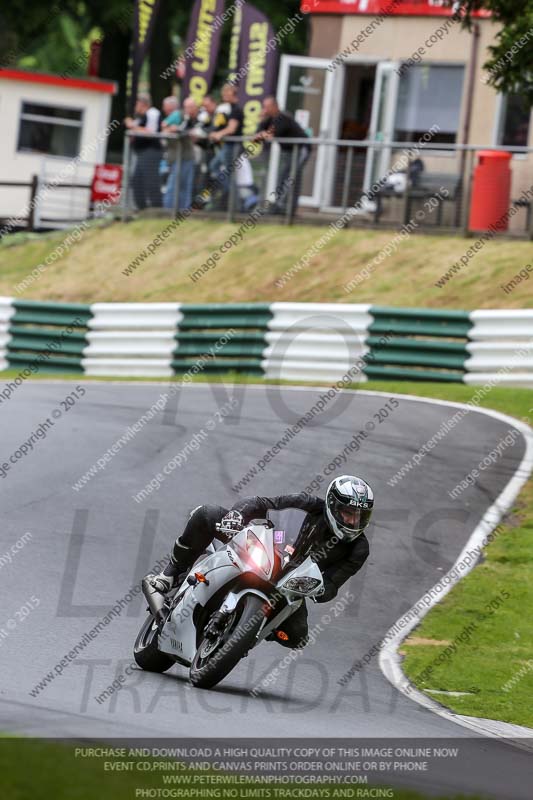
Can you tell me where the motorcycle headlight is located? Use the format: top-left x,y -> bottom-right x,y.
246,531 -> 271,574
283,577 -> 321,594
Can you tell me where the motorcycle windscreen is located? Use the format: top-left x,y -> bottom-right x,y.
266,508 -> 307,555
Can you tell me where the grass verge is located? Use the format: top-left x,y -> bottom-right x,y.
364,382 -> 533,730
1,217 -> 532,308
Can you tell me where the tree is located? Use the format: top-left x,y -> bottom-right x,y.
0,2 -> 87,73
1,0 -> 308,146
4,1 -> 531,101
460,0 -> 533,103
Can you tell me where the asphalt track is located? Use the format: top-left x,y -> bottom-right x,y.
1,380 -> 532,798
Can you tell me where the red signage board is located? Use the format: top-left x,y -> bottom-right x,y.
91,164 -> 123,204
304,0 -> 490,16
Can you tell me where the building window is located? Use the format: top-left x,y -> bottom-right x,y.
395,65 -> 465,144
497,94 -> 531,150
17,102 -> 83,158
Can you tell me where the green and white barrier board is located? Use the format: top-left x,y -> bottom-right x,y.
0,297 -> 531,387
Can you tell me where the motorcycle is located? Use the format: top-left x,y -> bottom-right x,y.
135,517 -> 324,689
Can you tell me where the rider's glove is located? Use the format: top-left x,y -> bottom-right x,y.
219,510 -> 244,534
314,580 -> 337,604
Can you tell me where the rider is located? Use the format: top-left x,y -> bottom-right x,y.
144,475 -> 373,649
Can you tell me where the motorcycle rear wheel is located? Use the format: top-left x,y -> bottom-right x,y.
134,614 -> 175,673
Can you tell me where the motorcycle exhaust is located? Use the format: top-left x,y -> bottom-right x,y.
142,576 -> 166,622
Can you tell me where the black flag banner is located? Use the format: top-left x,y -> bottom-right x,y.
236,3 -> 279,139
227,2 -> 243,84
183,0 -> 226,105
127,0 -> 162,113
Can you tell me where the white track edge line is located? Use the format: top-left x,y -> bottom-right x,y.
368,393 -> 533,748
12,380 -> 533,744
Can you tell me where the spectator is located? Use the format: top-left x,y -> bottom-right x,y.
161,95 -> 183,210
208,84 -> 244,208
200,95 -> 217,129
202,98 -> 258,213
161,95 -> 182,131
124,93 -> 162,210
254,96 -> 311,216
194,95 -> 218,198
166,97 -> 200,212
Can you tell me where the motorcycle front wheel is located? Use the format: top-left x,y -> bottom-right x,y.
190,594 -> 266,689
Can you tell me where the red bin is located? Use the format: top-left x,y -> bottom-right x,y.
469,150 -> 512,232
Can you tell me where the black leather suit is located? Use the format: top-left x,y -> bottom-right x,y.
174,494 -> 369,648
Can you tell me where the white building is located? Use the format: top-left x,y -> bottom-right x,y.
0,68 -> 117,230
275,0 -> 532,232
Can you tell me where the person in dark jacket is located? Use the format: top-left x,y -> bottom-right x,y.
145,475 -> 373,649
254,96 -> 311,216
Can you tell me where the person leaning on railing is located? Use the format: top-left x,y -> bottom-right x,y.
162,97 -> 200,212
207,84 -> 244,210
124,93 -> 162,210
160,96 -> 182,209
193,95 -> 218,198
254,96 -> 311,216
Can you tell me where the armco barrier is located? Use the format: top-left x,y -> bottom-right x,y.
468,310 -> 533,341
0,297 -> 15,371
2,299 -> 92,373
173,304 -> 272,376
364,307 -> 473,383
0,301 -> 531,386
464,309 -> 533,388
264,303 -> 372,382
83,303 -> 182,377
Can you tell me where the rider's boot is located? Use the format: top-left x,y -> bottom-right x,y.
142,543 -> 196,619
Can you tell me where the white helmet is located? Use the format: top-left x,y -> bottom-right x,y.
325,475 -> 374,541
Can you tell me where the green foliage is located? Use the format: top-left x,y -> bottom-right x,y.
1,0 -> 308,142
461,0 -> 533,102
3,1 -> 530,139
2,0 -> 531,102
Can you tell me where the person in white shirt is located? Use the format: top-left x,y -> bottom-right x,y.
124,93 -> 162,209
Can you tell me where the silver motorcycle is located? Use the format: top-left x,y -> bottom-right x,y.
135,517 -> 323,689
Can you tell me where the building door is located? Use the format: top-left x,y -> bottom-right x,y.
319,59 -> 399,211
324,61 -> 378,210
271,56 -> 339,207
363,61 -> 400,193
